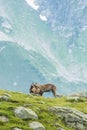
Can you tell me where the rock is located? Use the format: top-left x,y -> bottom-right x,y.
14,107 -> 38,120
4,93 -> 12,98
56,94 -> 64,98
12,127 -> 22,130
29,121 -> 45,130
49,107 -> 87,130
70,92 -> 87,99
66,96 -> 80,102
0,95 -> 10,101
0,115 -> 9,122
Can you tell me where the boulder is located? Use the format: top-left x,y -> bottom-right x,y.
0,115 -> 9,122
14,107 -> 38,120
4,93 -> 12,97
49,107 -> 87,130
0,95 -> 10,101
66,96 -> 80,102
70,92 -> 87,98
29,121 -> 45,130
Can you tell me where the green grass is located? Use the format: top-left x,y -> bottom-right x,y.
0,89 -> 87,130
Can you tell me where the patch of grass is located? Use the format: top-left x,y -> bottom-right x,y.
0,89 -> 87,130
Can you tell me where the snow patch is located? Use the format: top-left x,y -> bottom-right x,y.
39,14 -> 47,21
25,0 -> 39,10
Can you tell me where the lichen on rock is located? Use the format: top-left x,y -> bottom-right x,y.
49,106 -> 87,130
29,121 -> 45,130
14,106 -> 38,120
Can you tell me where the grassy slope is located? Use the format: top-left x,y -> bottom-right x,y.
0,89 -> 87,130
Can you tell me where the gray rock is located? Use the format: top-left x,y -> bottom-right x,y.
0,115 -> 9,122
14,107 -> 38,120
49,107 -> 87,130
0,95 -> 10,101
29,121 -> 45,130
4,93 -> 12,97
70,92 -> 87,99
66,96 -> 80,102
56,94 -> 64,98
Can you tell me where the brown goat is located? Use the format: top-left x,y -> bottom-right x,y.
30,83 -> 57,97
